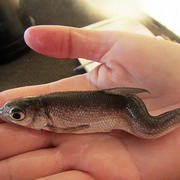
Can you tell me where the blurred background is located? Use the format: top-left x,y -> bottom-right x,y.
0,0 -> 180,91
80,0 -> 180,35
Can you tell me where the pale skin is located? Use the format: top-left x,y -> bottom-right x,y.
1,26 -> 180,180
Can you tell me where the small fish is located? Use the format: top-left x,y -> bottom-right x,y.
0,87 -> 180,139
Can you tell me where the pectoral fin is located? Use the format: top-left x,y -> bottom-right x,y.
45,124 -> 90,133
103,87 -> 149,96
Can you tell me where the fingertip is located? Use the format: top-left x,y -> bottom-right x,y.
23,25 -> 69,57
24,27 -> 31,46
24,26 -> 33,39
24,26 -> 44,52
24,26 -> 37,43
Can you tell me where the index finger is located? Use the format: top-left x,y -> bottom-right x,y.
0,74 -> 95,105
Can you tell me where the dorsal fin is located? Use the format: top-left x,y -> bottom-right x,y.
103,87 -> 149,96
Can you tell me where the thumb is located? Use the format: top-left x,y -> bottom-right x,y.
24,25 -> 117,60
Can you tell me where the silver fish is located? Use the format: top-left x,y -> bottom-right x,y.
0,87 -> 180,139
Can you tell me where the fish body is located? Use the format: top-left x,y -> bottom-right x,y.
0,87 -> 180,139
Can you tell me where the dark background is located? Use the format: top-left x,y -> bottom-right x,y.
0,0 -> 104,91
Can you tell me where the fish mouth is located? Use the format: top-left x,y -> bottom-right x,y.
0,107 -> 2,115
0,108 -> 3,120
0,108 -> 4,122
0,107 -> 10,123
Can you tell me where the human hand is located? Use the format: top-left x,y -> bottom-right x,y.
1,26 -> 180,180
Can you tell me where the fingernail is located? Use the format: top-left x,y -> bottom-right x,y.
24,27 -> 42,49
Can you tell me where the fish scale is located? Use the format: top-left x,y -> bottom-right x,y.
0,87 -> 180,139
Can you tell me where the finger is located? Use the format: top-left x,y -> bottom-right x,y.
0,75 -> 95,159
0,123 -> 51,160
0,148 -> 67,180
37,170 -> 94,180
87,33 -> 180,89
86,33 -> 180,110
0,74 -> 95,105
52,133 -> 140,180
0,133 -> 140,180
24,25 -> 118,60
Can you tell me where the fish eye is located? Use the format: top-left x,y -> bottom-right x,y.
9,107 -> 25,121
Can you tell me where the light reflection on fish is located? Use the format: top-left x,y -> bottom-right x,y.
0,87 -> 180,139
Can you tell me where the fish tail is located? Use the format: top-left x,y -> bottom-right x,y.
154,108 -> 180,128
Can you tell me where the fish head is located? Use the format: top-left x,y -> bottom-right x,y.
0,97 -> 45,129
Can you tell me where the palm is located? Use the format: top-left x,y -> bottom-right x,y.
51,130 -> 180,180
88,34 -> 180,114
1,26 -> 180,180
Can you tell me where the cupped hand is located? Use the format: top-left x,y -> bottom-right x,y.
1,26 -> 180,180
